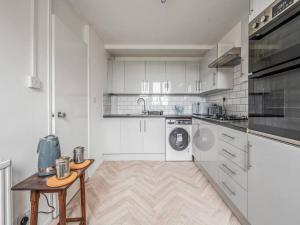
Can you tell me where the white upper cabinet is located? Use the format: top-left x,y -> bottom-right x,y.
249,0 -> 275,22
145,61 -> 166,94
112,61 -> 125,93
248,134 -> 300,225
106,60 -> 113,93
165,61 -> 186,93
124,61 -> 146,93
186,62 -> 200,93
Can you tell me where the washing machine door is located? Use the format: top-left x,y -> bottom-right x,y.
169,128 -> 190,151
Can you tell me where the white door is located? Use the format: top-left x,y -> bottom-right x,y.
120,118 -> 143,153
186,62 -> 200,93
145,61 -> 166,94
52,15 -> 88,203
112,61 -> 125,93
124,61 -> 146,93
143,118 -> 165,154
166,61 -> 186,93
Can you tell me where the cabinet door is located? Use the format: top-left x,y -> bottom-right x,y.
120,118 -> 143,154
198,121 -> 219,182
166,61 -> 186,93
112,61 -> 125,93
186,62 -> 200,93
106,60 -> 113,93
145,61 -> 166,94
143,118 -> 165,154
124,61 -> 146,94
248,134 -> 300,225
101,118 -> 121,154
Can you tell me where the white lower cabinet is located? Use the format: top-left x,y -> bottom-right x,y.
192,119 -> 219,182
121,118 -> 144,153
101,118 -> 121,154
143,118 -> 165,154
219,169 -> 247,216
248,134 -> 300,225
192,118 -> 248,219
103,118 -> 165,155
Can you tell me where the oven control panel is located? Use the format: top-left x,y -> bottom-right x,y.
249,0 -> 299,36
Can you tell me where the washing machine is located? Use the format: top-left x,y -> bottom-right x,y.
166,118 -> 192,161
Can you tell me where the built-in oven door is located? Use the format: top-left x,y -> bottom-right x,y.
249,2 -> 300,74
249,65 -> 300,143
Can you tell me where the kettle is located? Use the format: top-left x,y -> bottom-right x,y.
37,135 -> 61,176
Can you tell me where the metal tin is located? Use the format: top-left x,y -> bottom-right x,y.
73,146 -> 85,164
55,157 -> 70,180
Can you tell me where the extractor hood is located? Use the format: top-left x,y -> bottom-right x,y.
208,47 -> 241,68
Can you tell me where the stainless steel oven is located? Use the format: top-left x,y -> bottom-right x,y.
248,0 -> 300,145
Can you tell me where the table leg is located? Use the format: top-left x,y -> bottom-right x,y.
80,173 -> 86,225
58,190 -> 67,225
30,191 -> 40,225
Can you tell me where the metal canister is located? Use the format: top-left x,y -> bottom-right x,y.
73,146 -> 85,164
55,156 -> 71,179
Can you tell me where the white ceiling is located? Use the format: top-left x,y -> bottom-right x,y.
69,0 -> 248,45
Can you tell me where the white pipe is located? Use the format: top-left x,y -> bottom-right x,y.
30,0 -> 38,77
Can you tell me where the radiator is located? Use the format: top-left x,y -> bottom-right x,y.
0,160 -> 12,225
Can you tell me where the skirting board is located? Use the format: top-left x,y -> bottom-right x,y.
103,154 -> 166,161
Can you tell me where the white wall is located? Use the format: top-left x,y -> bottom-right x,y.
0,0 -> 107,224
88,28 -> 108,174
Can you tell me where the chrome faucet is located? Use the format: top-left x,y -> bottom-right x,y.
137,97 -> 147,114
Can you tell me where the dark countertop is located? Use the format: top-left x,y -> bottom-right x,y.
103,114 -> 192,119
192,115 -> 248,132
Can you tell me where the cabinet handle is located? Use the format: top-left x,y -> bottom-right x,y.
222,133 -> 235,140
198,80 -> 201,92
146,80 -> 149,93
222,181 -> 236,196
140,120 -> 142,132
167,80 -> 169,91
212,72 -> 216,86
222,148 -> 236,158
247,141 -> 252,170
195,80 -> 198,92
221,163 -> 236,176
249,0 -> 254,15
241,58 -> 244,76
144,120 -> 146,132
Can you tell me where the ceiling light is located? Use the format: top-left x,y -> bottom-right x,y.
161,0 -> 167,4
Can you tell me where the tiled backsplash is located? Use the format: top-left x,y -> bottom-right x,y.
104,95 -> 205,115
206,65 -> 248,117
104,65 -> 248,116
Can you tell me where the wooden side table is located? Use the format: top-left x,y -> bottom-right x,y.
12,159 -> 94,225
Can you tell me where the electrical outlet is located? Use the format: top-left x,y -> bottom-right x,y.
17,210 -> 30,225
27,76 -> 41,89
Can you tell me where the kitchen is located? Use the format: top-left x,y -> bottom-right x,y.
1,0 -> 300,225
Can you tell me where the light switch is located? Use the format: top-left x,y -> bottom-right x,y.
27,76 -> 41,89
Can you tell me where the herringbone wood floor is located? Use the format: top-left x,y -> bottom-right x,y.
59,161 -> 242,225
